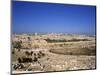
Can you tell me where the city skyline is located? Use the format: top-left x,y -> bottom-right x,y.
12,1 -> 96,35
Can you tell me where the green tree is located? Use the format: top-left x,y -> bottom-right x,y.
13,41 -> 22,51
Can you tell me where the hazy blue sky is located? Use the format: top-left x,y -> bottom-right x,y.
12,1 -> 96,35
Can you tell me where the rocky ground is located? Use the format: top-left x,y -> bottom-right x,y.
12,34 -> 96,74
12,48 -> 96,74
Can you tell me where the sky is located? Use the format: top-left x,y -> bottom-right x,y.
12,1 -> 96,35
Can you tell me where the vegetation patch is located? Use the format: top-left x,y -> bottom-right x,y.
49,47 -> 96,56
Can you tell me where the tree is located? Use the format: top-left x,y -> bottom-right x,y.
33,56 -> 38,62
13,41 -> 22,51
28,37 -> 31,41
